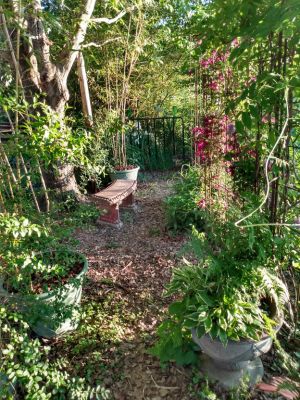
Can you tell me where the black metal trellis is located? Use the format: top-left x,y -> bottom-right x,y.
128,116 -> 190,170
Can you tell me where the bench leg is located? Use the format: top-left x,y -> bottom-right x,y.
121,193 -> 137,211
98,203 -> 123,228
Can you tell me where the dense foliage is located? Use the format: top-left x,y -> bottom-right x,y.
0,0 -> 299,398
165,166 -> 205,231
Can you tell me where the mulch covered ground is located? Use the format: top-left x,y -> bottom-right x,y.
52,174 -> 295,400
76,176 -> 192,400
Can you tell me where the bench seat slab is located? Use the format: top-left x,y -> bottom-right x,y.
92,179 -> 137,227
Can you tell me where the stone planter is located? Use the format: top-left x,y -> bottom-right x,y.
110,166 -> 140,181
0,254 -> 88,339
192,321 -> 282,388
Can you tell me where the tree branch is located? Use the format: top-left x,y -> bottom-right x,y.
91,8 -> 129,24
28,0 -> 55,84
61,0 -> 97,81
3,1 -> 41,93
82,37 -> 122,48
62,3 -> 130,82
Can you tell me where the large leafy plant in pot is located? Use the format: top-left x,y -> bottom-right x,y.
0,214 -> 88,339
151,205 -> 289,388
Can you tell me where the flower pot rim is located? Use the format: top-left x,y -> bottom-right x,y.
191,315 -> 283,346
0,251 -> 88,300
113,165 -> 140,172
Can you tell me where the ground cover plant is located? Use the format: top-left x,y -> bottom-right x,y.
0,0 -> 299,399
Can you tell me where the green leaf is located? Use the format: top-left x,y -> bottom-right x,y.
219,316 -> 228,331
168,301 -> 185,316
218,329 -> 228,346
204,316 -> 212,333
210,324 -> 219,339
242,112 -> 252,130
183,319 -> 197,329
196,325 -> 206,338
196,292 -> 214,306
187,312 -> 201,322
175,350 -> 198,366
249,105 -> 259,119
235,120 -> 245,135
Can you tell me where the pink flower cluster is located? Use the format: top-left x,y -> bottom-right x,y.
192,112 -> 244,179
200,49 -> 230,69
231,38 -> 239,48
193,115 -> 224,163
197,198 -> 206,209
208,81 -> 219,91
261,115 -> 276,124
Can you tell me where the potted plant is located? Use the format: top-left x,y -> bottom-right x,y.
107,114 -> 140,181
110,164 -> 140,181
0,214 -> 88,339
166,257 -> 287,387
151,204 -> 289,388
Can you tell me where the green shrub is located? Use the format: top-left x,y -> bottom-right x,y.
164,165 -> 205,232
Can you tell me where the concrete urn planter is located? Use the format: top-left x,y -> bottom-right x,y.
110,166 -> 140,181
191,322 -> 282,388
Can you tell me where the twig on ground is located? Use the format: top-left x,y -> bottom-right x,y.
149,372 -> 180,390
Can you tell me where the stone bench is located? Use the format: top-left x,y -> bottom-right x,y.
92,179 -> 137,228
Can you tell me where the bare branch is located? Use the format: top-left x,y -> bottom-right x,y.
1,3 -> 41,92
77,53 -> 93,127
91,8 -> 129,24
37,160 -> 50,212
82,37 -> 122,48
62,3 -> 131,81
5,110 -> 41,213
11,0 -> 25,28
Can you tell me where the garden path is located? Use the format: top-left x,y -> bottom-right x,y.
74,173 -> 193,400
54,173 -> 273,400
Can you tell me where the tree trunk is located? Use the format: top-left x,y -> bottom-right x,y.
43,162 -> 82,198
42,79 -> 83,197
2,0 -> 128,200
18,55 -> 82,197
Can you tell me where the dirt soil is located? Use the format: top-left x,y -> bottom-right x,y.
53,173 -> 288,400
